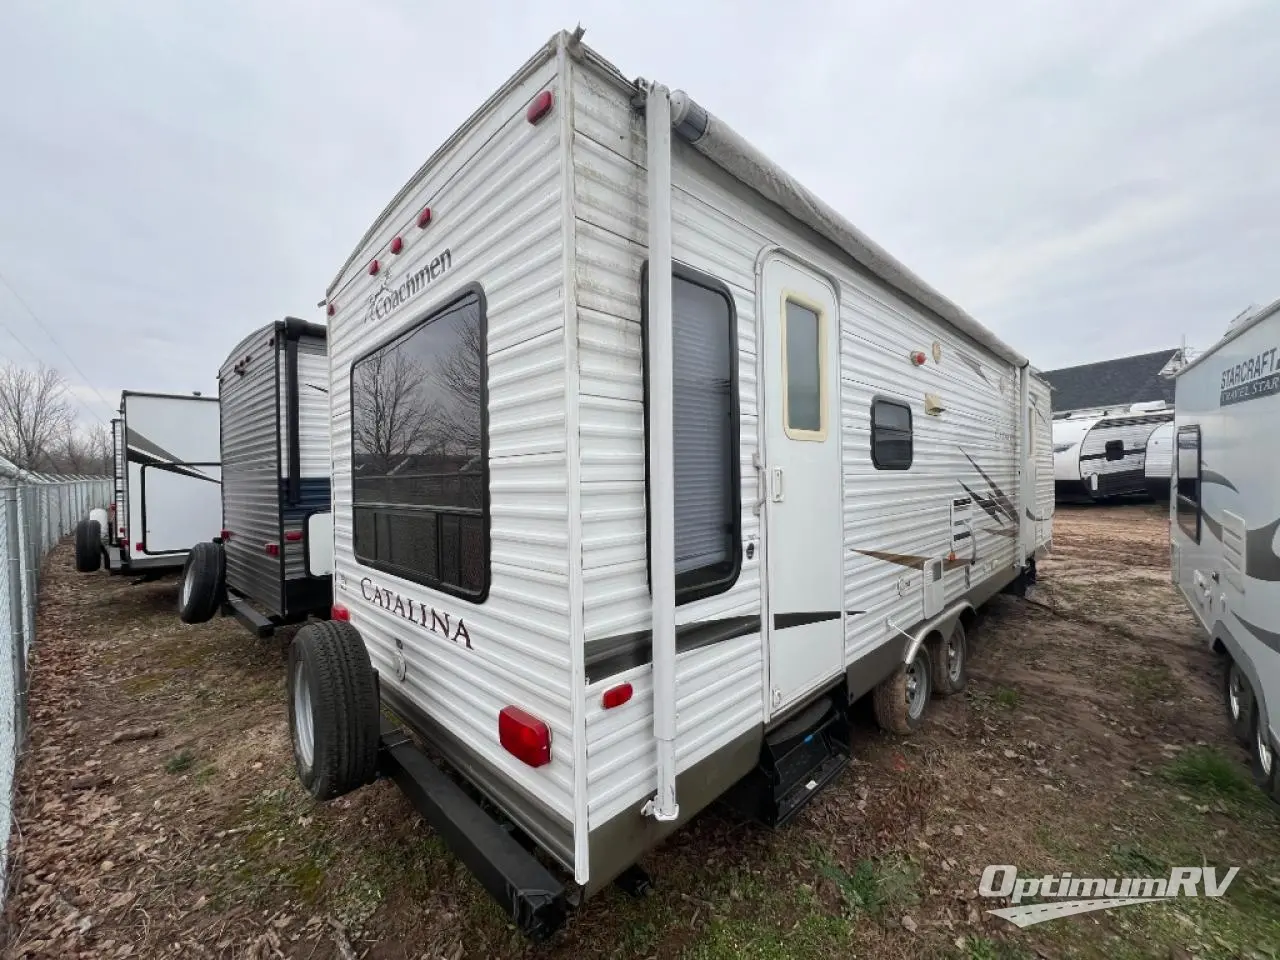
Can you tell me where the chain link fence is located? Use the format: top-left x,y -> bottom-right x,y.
0,477 -> 111,896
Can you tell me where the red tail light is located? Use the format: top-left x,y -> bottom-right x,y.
498,706 -> 551,767
526,90 -> 554,124
331,603 -> 350,621
264,542 -> 280,557
601,683 -> 633,709
220,529 -> 232,540
134,542 -> 144,552
284,530 -> 303,542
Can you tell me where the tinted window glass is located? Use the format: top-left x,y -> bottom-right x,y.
351,290 -> 487,599
1175,425 -> 1200,543
872,398 -> 913,469
784,301 -> 822,434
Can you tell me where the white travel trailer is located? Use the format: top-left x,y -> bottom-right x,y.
179,319 -> 333,634
1171,296 -> 1280,802
75,392 -> 222,576
1051,409 -> 1174,503
285,31 -> 1053,937
1143,421 -> 1174,501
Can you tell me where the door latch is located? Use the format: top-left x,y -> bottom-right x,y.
771,468 -> 784,503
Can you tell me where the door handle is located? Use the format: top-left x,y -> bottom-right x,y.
771,468 -> 784,503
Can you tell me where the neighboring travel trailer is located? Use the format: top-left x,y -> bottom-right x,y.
283,31 -> 1054,938
74,392 -> 221,576
1172,296 -> 1280,803
1143,420 -> 1174,501
179,319 -> 333,635
1051,408 -> 1174,502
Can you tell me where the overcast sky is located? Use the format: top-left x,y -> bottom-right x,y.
1,0 -> 1277,426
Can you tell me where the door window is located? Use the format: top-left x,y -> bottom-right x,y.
783,299 -> 825,439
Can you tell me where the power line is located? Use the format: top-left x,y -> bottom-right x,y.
0,268 -> 115,426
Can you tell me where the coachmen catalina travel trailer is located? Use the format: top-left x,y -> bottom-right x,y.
283,31 -> 1054,938
74,392 -> 221,576
178,319 -> 333,635
1171,296 -> 1280,802
1051,408 -> 1174,503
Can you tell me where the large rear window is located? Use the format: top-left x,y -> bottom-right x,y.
350,288 -> 488,600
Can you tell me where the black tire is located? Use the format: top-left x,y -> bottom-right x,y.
873,645 -> 933,735
288,621 -> 381,801
178,541 -> 225,624
930,621 -> 969,697
1225,659 -> 1255,746
1249,707 -> 1279,802
74,519 -> 101,573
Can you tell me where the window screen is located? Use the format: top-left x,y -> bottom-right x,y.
872,398 -> 913,469
643,265 -> 742,604
350,289 -> 488,600
784,300 -> 822,435
1175,425 -> 1200,543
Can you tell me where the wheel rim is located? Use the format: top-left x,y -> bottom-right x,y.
293,661 -> 315,771
180,567 -> 193,608
906,657 -> 929,719
947,634 -> 964,684
1228,667 -> 1244,722
1258,722 -> 1274,778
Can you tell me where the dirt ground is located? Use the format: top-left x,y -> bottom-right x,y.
5,505 -> 1280,959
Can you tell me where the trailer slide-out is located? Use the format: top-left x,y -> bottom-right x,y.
1171,296 -> 1280,803
76,392 -> 221,576
282,29 -> 1053,939
179,319 -> 333,635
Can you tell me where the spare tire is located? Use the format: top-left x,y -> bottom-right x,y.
74,519 -> 101,573
178,541 -> 225,624
288,621 -> 381,801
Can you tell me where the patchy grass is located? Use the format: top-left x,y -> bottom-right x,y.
817,853 -> 920,918
164,748 -> 196,774
1162,746 -> 1260,804
993,686 -> 1021,709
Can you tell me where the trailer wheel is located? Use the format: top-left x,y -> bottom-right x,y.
178,541 -> 225,624
1225,659 -> 1255,746
1249,709 -> 1279,802
74,519 -> 101,573
288,621 -> 381,801
873,645 -> 933,735
930,621 -> 969,697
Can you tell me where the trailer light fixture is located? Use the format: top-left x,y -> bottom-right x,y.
526,90 -> 554,125
326,303 -> 335,317
390,236 -> 403,255
498,706 -> 551,767
284,530 -> 303,542
220,529 -> 233,540
118,527 -> 125,537
368,259 -> 380,276
265,542 -> 280,557
135,542 -> 144,552
601,683 -> 633,709
910,351 -> 927,366
331,603 -> 350,621
417,207 -> 432,229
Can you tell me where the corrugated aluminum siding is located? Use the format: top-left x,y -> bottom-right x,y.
327,54 -> 577,861
1030,375 -> 1055,548
571,58 -> 1027,831
280,336 -> 331,583
219,325 -> 285,614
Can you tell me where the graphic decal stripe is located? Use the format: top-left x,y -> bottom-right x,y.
773,611 -> 841,630
584,616 -> 761,682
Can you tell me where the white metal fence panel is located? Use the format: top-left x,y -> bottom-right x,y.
0,478 -> 110,897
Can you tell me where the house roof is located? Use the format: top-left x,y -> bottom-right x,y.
1042,348 -> 1182,414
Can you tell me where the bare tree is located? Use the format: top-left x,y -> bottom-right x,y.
430,316 -> 484,456
351,348 -> 441,473
0,363 -> 73,472
51,421 -> 111,475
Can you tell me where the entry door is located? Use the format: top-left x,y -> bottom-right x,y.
762,255 -> 844,713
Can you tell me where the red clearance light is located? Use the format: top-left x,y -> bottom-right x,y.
390,236 -> 403,255
526,90 -> 554,124
134,542 -> 144,552
601,683 -> 633,709
326,303 -> 335,317
284,530 -> 303,542
265,542 -> 280,557
368,259 -> 380,276
331,603 -> 350,621
910,351 -> 927,366
220,529 -> 233,540
498,706 -> 551,767
417,207 -> 432,229
118,527 -> 125,537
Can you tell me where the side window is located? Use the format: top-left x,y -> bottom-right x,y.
1105,439 -> 1124,461
871,398 -> 913,470
1175,425 -> 1201,543
783,299 -> 825,438
350,289 -> 488,600
643,266 -> 742,605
